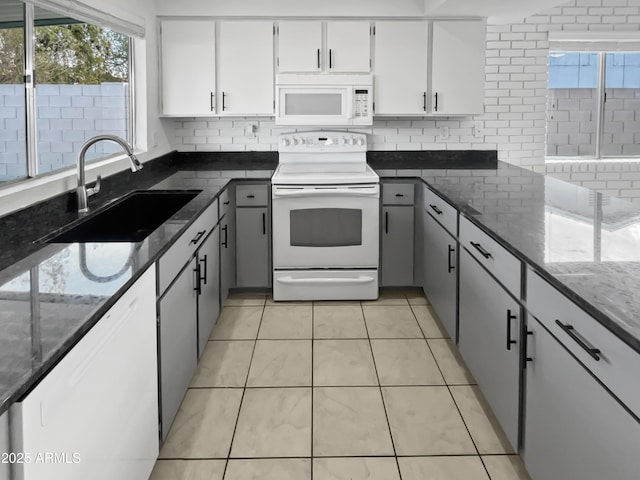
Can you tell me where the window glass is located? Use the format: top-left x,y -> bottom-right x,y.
602,52 -> 640,157
0,1 -> 27,183
33,6 -> 131,173
547,51 -> 598,157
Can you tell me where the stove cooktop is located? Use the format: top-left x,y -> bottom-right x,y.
271,163 -> 379,185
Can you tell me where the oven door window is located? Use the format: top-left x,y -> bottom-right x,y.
290,208 -> 362,247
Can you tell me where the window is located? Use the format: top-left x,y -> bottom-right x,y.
547,50 -> 640,159
0,2 -> 133,185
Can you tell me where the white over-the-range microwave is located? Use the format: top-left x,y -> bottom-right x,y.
275,74 -> 373,126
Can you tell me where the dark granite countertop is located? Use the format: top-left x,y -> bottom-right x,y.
374,155 -> 640,354
1,149 -> 639,416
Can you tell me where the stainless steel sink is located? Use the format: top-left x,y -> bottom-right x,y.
46,190 -> 202,243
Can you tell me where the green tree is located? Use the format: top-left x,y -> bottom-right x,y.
0,22 -> 128,85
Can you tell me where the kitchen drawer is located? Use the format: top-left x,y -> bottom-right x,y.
424,185 -> 457,235
527,268 -> 640,418
219,187 -> 232,217
459,215 -> 521,297
236,184 -> 269,206
382,183 -> 414,205
158,199 -> 218,295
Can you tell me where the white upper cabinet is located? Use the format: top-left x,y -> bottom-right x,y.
278,21 -> 322,72
326,21 -> 371,73
217,20 -> 275,115
374,21 -> 428,115
160,19 -> 216,116
430,19 -> 486,115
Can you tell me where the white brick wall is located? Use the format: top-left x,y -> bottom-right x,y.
169,0 -> 640,199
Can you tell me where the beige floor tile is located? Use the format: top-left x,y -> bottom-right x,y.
382,386 -> 476,455
313,457 -> 400,480
398,456 -> 489,480
225,459 -> 311,480
159,389 -> 242,459
363,306 -> 424,338
231,387 -> 311,457
371,339 -> 445,386
405,289 -> 429,305
266,296 -> 313,306
258,306 -> 313,339
482,455 -> 532,480
190,341 -> 254,388
226,293 -> 267,306
313,300 -> 362,306
450,385 -> 514,454
313,340 -> 378,386
209,306 -> 263,340
313,305 -> 368,339
362,290 -> 409,306
427,339 -> 476,385
412,305 -> 449,338
149,460 -> 226,480
313,387 -> 394,456
247,340 -> 312,387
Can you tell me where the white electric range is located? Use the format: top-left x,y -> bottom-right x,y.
271,131 -> 380,301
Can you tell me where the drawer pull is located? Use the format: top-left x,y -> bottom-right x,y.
190,230 -> 206,245
506,309 -> 517,351
223,201 -> 230,206
470,241 -> 492,259
447,244 -> 455,273
555,320 -> 602,361
395,193 -> 405,197
430,204 -> 443,215
247,194 -> 255,199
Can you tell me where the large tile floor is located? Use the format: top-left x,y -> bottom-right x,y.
150,290 -> 532,480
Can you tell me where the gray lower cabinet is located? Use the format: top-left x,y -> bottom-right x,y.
523,318 -> 640,480
458,248 -> 520,450
220,210 -> 235,306
197,227 -> 220,357
422,209 -> 457,340
236,207 -> 270,288
0,411 -> 8,480
381,205 -> 414,286
158,257 -> 198,441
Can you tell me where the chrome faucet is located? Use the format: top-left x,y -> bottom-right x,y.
76,135 -> 142,213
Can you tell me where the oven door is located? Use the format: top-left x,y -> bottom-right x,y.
272,184 -> 380,269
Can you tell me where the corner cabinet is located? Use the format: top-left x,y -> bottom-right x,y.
430,20 -> 486,115
160,19 -> 216,116
373,21 -> 428,115
10,267 -> 159,480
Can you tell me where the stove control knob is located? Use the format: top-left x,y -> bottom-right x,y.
299,137 -> 306,145
349,137 -> 357,145
292,137 -> 299,146
340,137 -> 348,145
325,137 -> 334,145
357,137 -> 365,146
281,137 -> 290,147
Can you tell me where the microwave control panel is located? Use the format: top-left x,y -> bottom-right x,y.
354,88 -> 370,118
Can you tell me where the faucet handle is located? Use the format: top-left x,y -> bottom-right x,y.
87,175 -> 101,197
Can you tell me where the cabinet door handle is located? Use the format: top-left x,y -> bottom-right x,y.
329,49 -> 333,69
470,241 -> 492,259
524,330 -> 534,367
447,244 -> 455,273
190,230 -> 206,245
200,254 -> 208,285
506,309 -> 518,350
262,212 -> 266,235
385,211 -> 389,234
423,92 -> 427,111
555,320 -> 602,361
194,263 -> 202,295
210,92 -> 215,112
222,91 -> 227,111
429,204 -> 443,215
222,224 -> 228,248
434,92 -> 439,112
317,48 -> 320,69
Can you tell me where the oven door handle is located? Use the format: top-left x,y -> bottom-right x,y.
272,188 -> 379,198
276,275 -> 376,285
